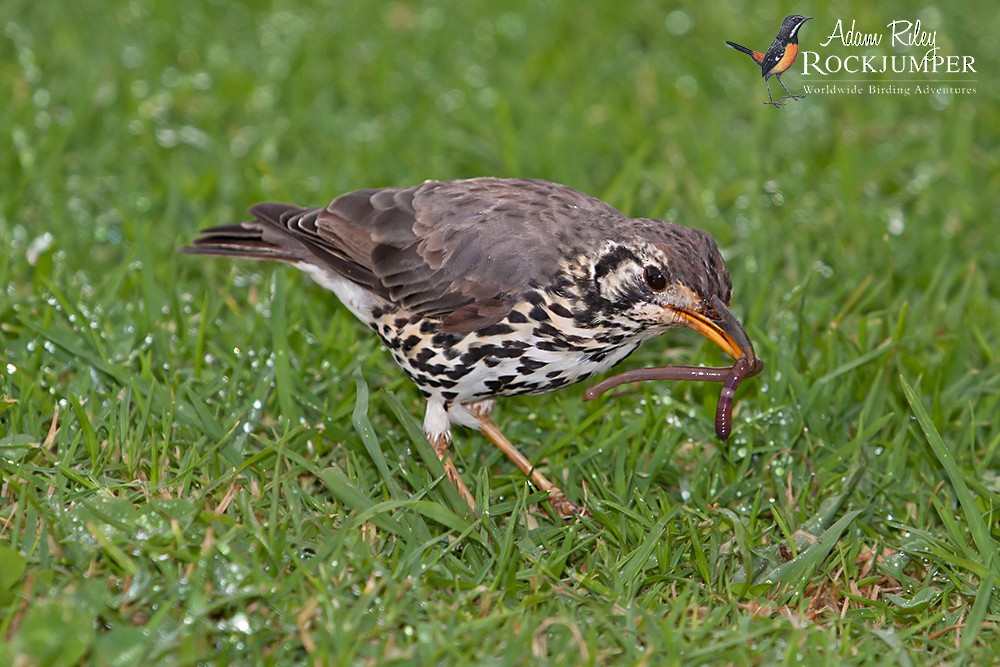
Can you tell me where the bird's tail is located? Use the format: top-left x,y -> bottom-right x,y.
180,204 -> 386,293
179,203 -> 314,264
725,41 -> 765,64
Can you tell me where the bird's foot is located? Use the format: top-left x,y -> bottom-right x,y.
763,100 -> 786,108
781,94 -> 805,100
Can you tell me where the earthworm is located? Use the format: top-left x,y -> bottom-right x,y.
714,357 -> 748,440
583,366 -> 732,400
584,357 -> 763,440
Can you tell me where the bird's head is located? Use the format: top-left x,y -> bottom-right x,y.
589,220 -> 757,364
781,15 -> 812,41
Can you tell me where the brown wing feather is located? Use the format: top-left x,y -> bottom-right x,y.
323,178 -> 629,331
184,177 -> 629,332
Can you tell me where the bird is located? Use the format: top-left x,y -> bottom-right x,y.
181,177 -> 758,517
726,15 -> 812,107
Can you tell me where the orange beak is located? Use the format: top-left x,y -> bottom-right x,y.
665,296 -> 756,362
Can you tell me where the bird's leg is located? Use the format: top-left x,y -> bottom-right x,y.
763,78 -> 785,107
428,434 -> 477,513
463,405 -> 586,518
777,75 -> 804,100
423,401 -> 476,513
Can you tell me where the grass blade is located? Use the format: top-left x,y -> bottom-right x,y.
900,375 -> 998,576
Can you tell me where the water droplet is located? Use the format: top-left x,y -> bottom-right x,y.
887,208 -> 905,236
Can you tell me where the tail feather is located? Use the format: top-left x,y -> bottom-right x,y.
180,203 -> 386,294
179,203 -> 311,263
179,222 -> 300,263
725,40 -> 765,64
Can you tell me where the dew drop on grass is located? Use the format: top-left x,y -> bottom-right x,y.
228,613 -> 252,634
5,364 -> 15,374
25,232 -> 53,265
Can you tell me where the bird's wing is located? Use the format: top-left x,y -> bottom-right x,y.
321,178 -> 627,332
759,37 -> 786,74
185,178 -> 628,333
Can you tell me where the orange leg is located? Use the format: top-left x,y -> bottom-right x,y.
469,408 -> 586,518
429,433 -> 477,513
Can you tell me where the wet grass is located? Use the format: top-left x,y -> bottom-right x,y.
2,0 -> 998,664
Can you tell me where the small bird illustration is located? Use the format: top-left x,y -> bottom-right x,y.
726,15 -> 812,107
182,178 -> 759,516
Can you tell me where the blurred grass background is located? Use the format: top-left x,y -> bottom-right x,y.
1,0 -> 998,664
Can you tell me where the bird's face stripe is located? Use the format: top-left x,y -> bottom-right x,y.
592,242 -> 640,282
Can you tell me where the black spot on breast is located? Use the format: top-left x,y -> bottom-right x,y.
444,365 -> 474,380
586,349 -> 612,363
517,357 -> 547,372
459,347 -> 487,365
535,321 -> 585,344
549,302 -> 573,318
494,344 -> 525,358
432,332 -> 461,347
479,323 -> 515,336
507,310 -> 528,324
529,305 -> 549,321
525,291 -> 545,306
484,374 -> 519,393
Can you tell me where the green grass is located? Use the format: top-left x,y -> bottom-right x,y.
2,0 -> 998,664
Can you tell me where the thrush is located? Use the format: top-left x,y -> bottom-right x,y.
182,177 -> 758,516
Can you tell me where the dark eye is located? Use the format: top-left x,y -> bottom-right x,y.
644,265 -> 667,291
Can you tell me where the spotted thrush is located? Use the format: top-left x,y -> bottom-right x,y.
182,178 -> 759,516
